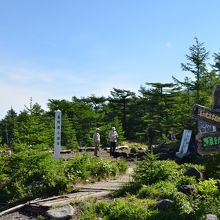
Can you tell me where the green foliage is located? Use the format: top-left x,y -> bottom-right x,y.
197,179 -> 219,197
173,192 -> 195,215
192,195 -> 220,218
61,113 -> 78,149
78,200 -> 98,220
0,108 -> 17,147
0,149 -> 70,203
175,176 -> 197,188
197,153 -> 220,179
179,37 -> 210,105
66,153 -> 127,183
0,150 -> 127,205
138,181 -> 178,199
79,197 -> 156,220
139,83 -> 182,142
13,104 -> 54,151
132,154 -> 180,186
106,198 -> 152,220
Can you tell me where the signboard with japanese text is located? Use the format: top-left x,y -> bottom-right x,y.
196,132 -> 220,155
192,85 -> 220,155
54,110 -> 62,159
192,104 -> 220,128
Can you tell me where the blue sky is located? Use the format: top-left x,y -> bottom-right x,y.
0,0 -> 220,117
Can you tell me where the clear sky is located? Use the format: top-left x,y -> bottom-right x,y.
0,0 -> 220,117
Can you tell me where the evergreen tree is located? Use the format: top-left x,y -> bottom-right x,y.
108,88 -> 135,139
174,37 -> 209,105
61,113 -> 78,149
0,108 -> 17,148
139,83 -> 181,141
13,103 -> 53,151
212,51 -> 220,74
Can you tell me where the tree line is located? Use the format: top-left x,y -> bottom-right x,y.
1,37 -> 220,151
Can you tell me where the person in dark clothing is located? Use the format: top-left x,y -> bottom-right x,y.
109,127 -> 118,156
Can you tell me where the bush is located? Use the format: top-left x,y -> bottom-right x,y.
0,149 -> 70,203
66,153 -> 127,182
197,153 -> 220,179
132,154 -> 179,187
79,197 -> 158,220
138,181 -> 178,199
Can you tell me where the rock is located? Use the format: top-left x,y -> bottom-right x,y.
156,199 -> 174,210
179,185 -> 196,196
46,204 -> 75,220
184,167 -> 204,181
113,151 -> 127,158
205,214 -> 218,220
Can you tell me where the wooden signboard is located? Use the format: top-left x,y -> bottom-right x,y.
192,104 -> 220,128
191,85 -> 220,155
196,132 -> 220,155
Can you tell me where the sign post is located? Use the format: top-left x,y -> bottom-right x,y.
192,85 -> 220,155
54,110 -> 62,159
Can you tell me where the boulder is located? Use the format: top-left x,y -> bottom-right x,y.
46,204 -> 75,220
179,185 -> 196,196
113,151 -> 128,158
156,199 -> 174,210
184,167 -> 204,181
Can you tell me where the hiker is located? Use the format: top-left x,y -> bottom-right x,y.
109,127 -> 118,156
93,128 -> 101,156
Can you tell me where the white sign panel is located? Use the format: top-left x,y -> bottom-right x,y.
54,110 -> 62,159
176,129 -> 192,158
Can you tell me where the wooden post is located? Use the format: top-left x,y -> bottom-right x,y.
54,110 -> 62,159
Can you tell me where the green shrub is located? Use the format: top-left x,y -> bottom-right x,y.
176,176 -> 197,188
79,197 -> 157,220
65,153 -> 92,182
0,149 -> 70,203
107,199 -> 150,220
66,153 -> 127,182
138,181 -> 178,200
78,200 -> 97,220
197,153 -> 220,179
173,192 -> 194,215
132,154 -> 179,186
197,179 -> 219,197
138,184 -> 161,199
192,195 -> 220,218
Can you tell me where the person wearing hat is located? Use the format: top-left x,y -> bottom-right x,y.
93,128 -> 101,156
109,127 -> 118,156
